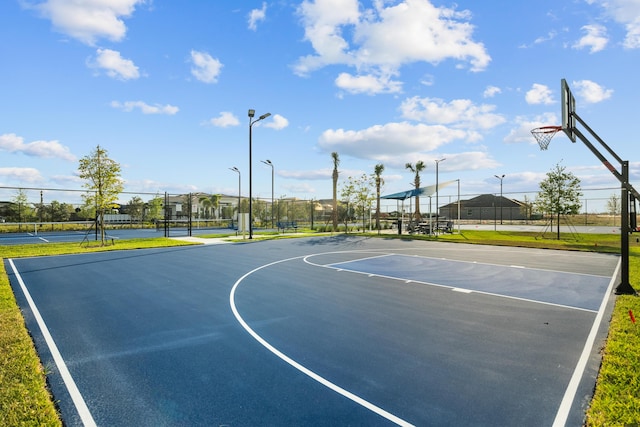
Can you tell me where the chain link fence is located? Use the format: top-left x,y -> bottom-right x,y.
0,185 -> 625,235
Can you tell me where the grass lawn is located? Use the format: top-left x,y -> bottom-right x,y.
0,231 -> 638,425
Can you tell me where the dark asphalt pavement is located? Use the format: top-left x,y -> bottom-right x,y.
6,236 -> 619,426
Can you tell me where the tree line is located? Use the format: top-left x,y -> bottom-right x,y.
2,145 -> 623,244
329,151 -> 612,238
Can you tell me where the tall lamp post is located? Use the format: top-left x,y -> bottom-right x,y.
494,174 -> 505,225
249,109 -> 271,239
435,158 -> 446,234
261,159 -> 274,229
229,167 -> 241,234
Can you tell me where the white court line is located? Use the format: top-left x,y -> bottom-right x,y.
8,259 -> 96,427
229,255 -> 414,427
552,257 -> 620,427
306,253 -> 599,313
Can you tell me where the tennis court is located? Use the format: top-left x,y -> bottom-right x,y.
0,222 -> 236,245
6,236 -> 619,426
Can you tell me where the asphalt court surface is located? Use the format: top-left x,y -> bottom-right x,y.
0,226 -> 233,245
0,228 -> 161,245
6,236 -> 619,426
324,254 -> 609,311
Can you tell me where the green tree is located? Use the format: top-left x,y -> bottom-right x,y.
210,194 -> 221,219
606,194 -> 620,226
78,145 -> 124,245
331,152 -> 340,232
535,163 -> 583,239
9,189 -> 34,223
354,173 -> 376,232
199,196 -> 212,219
48,200 -> 73,222
127,196 -> 145,222
146,195 -> 164,223
519,195 -> 534,223
6,189 -> 36,224
374,164 -> 385,232
252,198 -> 267,226
340,176 -> 357,232
405,161 -> 426,221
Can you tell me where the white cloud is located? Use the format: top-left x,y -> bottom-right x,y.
111,101 -> 179,115
354,0 -> 490,71
0,167 -> 44,183
30,0 -> 145,45
572,79 -> 613,103
207,112 -> 240,127
318,121 -> 467,163
503,113 -> 561,144
594,0 -> 640,48
190,50 -> 223,83
248,2 -> 267,31
265,114 -> 289,130
420,151 -> 500,172
335,72 -> 403,94
89,48 -> 140,80
525,83 -> 554,105
573,24 -> 608,53
534,31 -> 558,45
400,97 -> 506,130
0,133 -> 76,161
483,85 -> 501,98
280,168 -> 333,180
295,0 -> 360,75
294,0 -> 490,93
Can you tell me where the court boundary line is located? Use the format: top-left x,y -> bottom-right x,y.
304,252 -> 601,313
229,254 -> 415,427
323,252 -> 612,280
8,259 -> 97,427
552,257 -> 620,426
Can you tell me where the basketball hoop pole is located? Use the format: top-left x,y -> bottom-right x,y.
565,103 -> 639,295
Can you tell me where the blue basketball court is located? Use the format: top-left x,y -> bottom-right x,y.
6,236 -> 619,426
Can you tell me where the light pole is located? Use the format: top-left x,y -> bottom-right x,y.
494,174 -> 505,225
261,159 -> 274,229
435,158 -> 446,234
229,167 -> 241,234
249,109 -> 271,239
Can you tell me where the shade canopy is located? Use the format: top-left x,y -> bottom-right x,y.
381,179 -> 458,200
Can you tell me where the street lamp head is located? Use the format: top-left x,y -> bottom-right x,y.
261,159 -> 272,166
230,166 -> 239,173
259,112 -> 271,121
494,174 -> 505,180
248,109 -> 255,118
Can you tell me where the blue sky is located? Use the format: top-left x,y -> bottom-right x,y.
1,0 -> 638,209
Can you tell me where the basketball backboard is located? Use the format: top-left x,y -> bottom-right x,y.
561,78 -> 576,142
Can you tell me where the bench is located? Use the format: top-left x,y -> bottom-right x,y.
413,220 -> 453,234
277,221 -> 298,232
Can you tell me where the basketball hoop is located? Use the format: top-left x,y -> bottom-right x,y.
531,125 -> 562,150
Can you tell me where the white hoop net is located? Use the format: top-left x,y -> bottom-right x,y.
530,126 -> 562,150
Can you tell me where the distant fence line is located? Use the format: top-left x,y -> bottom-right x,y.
0,185 -> 624,228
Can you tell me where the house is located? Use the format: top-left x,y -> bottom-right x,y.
161,193 -> 238,219
439,194 -> 529,221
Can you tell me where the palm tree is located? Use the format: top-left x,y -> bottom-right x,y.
199,196 -> 212,218
374,163 -> 385,232
210,194 -> 221,219
199,194 -> 222,219
331,152 -> 340,232
405,160 -> 426,221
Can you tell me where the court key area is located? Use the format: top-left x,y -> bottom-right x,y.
6,236 -> 619,426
